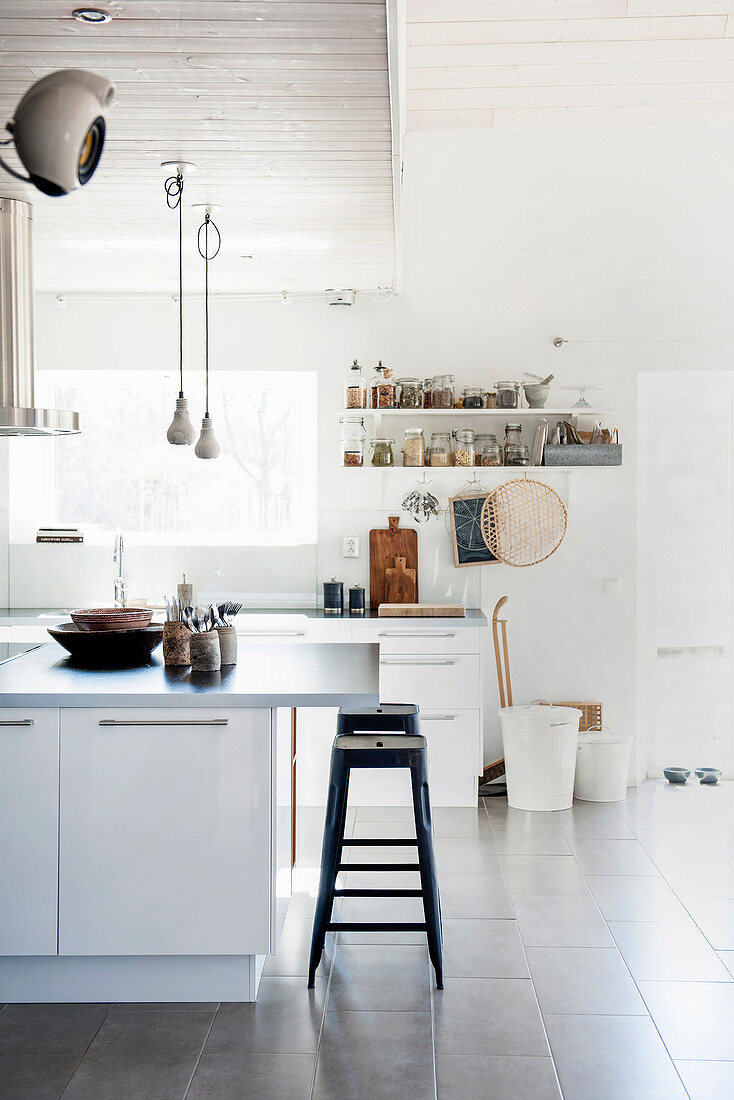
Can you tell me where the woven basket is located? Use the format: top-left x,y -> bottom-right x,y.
481,479 -> 568,567
540,701 -> 603,732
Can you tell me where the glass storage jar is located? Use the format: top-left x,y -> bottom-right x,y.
428,431 -> 452,467
403,427 -> 425,467
475,432 -> 502,467
495,380 -> 521,409
503,423 -> 523,461
431,374 -> 455,409
422,379 -> 433,408
339,416 -> 366,467
344,359 -> 366,409
370,437 -> 395,467
369,361 -> 397,409
397,378 -> 423,409
462,386 -> 485,409
505,444 -> 531,467
452,428 -> 475,466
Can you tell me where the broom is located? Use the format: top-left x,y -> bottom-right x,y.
480,596 -> 511,790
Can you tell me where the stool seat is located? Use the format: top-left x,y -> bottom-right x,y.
308,705 -> 443,990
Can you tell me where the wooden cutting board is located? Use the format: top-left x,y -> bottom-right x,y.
385,556 -> 417,605
369,517 -> 418,608
378,603 -> 466,617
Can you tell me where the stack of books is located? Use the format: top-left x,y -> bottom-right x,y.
36,527 -> 84,544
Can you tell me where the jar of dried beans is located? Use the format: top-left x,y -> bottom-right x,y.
370,438 -> 395,467
495,381 -> 521,409
462,386 -> 485,409
339,416 -> 366,467
475,433 -> 502,467
344,359 -> 366,409
369,361 -> 397,409
452,428 -> 475,466
428,431 -> 453,467
402,427 -> 425,467
397,378 -> 423,409
422,379 -> 433,408
431,374 -> 455,409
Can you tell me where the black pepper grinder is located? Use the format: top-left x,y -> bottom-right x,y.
323,578 -> 344,616
349,584 -> 365,616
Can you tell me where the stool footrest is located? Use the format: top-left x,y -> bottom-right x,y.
338,862 -> 421,872
333,888 -> 423,898
343,838 -> 417,846
327,922 -> 427,933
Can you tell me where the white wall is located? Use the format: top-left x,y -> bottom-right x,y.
6,120 -> 734,776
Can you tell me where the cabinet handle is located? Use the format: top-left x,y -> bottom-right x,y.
377,632 -> 457,638
0,718 -> 34,726
379,658 -> 457,666
98,719 -> 229,727
237,631 -> 307,637
420,715 -> 457,721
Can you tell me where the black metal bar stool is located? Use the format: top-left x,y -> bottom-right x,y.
307,704 -> 443,989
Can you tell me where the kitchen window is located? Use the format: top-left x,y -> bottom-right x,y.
10,369 -> 318,546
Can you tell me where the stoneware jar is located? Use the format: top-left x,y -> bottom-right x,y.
162,621 -> 191,667
189,630 -> 221,672
215,625 -> 237,665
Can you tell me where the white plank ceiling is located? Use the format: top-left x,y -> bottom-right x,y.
406,0 -> 734,131
0,0 -> 395,293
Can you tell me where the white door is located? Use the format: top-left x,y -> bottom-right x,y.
0,708 -> 59,955
59,707 -> 272,956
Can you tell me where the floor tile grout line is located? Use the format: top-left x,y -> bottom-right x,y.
58,1004 -> 113,1098
308,860 -> 344,1099
180,1004 -> 220,1100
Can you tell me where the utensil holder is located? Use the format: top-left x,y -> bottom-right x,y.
215,625 -> 237,665
162,621 -> 191,666
190,631 -> 221,672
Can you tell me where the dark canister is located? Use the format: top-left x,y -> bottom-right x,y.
323,578 -> 344,615
348,584 -> 366,616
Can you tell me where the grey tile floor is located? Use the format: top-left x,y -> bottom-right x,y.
3,780 -> 734,1098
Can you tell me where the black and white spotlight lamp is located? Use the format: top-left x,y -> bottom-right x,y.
193,204 -> 222,461
162,161 -> 197,446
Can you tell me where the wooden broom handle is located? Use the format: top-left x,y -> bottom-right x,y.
492,595 -> 509,623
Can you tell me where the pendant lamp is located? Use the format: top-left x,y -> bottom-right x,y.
162,161 -> 197,445
193,205 -> 221,460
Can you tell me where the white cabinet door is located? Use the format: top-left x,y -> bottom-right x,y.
378,654 -> 481,710
355,625 -> 481,655
0,708 -> 59,955
59,707 -> 272,957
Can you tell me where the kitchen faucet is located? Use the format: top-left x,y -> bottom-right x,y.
113,532 -> 127,608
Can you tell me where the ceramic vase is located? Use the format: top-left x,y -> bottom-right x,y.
162,621 -> 191,666
189,630 -> 221,672
215,625 -> 237,665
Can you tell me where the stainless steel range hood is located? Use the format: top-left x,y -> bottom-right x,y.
0,197 -> 79,435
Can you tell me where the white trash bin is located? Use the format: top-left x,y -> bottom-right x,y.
499,704 -> 582,811
575,727 -> 632,802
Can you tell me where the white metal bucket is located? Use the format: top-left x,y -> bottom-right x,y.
575,728 -> 632,802
499,705 -> 582,811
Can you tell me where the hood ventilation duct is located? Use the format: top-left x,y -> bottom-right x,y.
0,197 -> 79,435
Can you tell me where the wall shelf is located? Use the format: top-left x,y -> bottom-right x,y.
342,408 -> 616,418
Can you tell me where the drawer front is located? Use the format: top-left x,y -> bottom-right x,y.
235,624 -> 352,645
379,654 -> 481,710
420,710 -> 483,775
356,625 -> 480,655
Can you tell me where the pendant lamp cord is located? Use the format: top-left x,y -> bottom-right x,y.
165,171 -> 185,398
197,212 -> 221,419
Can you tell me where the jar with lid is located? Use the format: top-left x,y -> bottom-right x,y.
403,427 -> 425,467
339,416 -> 366,467
370,437 -> 395,467
369,361 -> 397,409
422,379 -> 433,408
344,359 -> 366,409
475,432 -> 502,467
452,428 -> 475,466
431,374 -> 455,409
397,378 -> 423,410
428,431 -> 452,467
503,423 -> 529,466
462,386 -> 485,409
495,381 -> 521,409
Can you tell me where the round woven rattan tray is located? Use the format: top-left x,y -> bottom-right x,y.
480,478 -> 568,567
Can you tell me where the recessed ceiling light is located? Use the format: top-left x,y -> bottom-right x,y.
72,8 -> 112,23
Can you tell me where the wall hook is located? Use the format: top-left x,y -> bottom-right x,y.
553,336 -> 567,348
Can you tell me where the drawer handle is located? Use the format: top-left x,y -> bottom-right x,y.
377,632 -> 457,638
379,659 -> 457,666
420,715 -> 457,721
237,631 -> 307,637
0,718 -> 34,726
98,719 -> 229,727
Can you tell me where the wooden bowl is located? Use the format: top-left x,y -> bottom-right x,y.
70,607 -> 153,632
48,623 -> 163,665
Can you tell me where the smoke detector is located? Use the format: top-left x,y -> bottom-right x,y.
325,288 -> 355,307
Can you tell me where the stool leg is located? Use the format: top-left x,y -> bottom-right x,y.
410,757 -> 444,989
308,751 -> 350,987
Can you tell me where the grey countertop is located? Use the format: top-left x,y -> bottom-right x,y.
0,642 -> 380,710
0,607 -> 487,627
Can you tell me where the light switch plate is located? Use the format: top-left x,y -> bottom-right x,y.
343,536 -> 360,558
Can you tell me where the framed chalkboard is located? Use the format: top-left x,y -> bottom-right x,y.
448,492 -> 498,568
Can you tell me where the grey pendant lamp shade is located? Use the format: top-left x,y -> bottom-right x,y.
194,207 -> 221,461
163,162 -> 196,446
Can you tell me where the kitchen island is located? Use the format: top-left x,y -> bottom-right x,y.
0,642 -> 379,1003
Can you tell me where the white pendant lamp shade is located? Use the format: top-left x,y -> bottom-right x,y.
167,397 -> 196,445
195,416 -> 220,459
